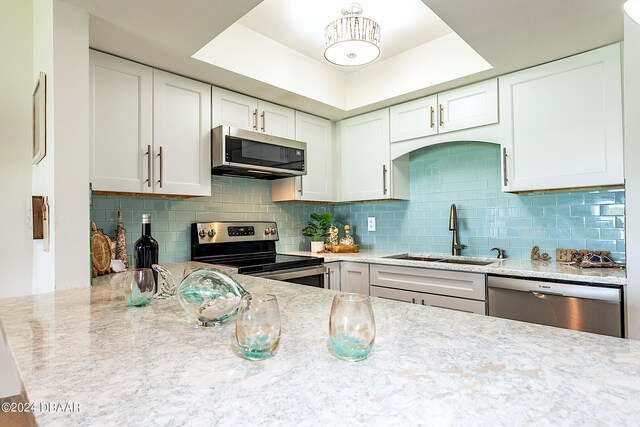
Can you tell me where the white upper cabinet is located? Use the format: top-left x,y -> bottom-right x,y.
212,87 -> 295,139
90,51 -> 211,197
212,88 -> 255,131
90,50 -> 153,193
272,112 -> 333,202
389,79 -> 498,142
153,70 -> 211,197
390,95 -> 438,142
437,79 -> 498,134
259,100 -> 296,139
499,44 -> 623,192
339,109 -> 409,202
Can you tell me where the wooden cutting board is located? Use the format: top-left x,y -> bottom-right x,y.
91,222 -> 112,277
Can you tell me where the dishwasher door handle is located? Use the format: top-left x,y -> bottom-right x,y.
530,290 -> 564,298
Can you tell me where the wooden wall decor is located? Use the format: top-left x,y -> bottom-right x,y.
32,196 -> 44,239
556,248 -> 611,262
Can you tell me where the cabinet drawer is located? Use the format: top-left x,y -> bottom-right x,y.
422,293 -> 486,315
370,285 -> 419,303
370,264 -> 486,301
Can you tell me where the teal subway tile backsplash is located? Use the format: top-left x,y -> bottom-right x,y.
332,142 -> 626,261
91,142 -> 626,263
91,176 -> 332,265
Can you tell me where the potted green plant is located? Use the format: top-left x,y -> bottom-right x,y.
302,212 -> 333,253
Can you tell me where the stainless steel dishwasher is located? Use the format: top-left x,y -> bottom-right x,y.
488,275 -> 624,338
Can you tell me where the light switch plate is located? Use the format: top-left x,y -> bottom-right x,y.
367,217 -> 376,232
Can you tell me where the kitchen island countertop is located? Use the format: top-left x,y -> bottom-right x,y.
286,250 -> 627,285
1,261 -> 639,426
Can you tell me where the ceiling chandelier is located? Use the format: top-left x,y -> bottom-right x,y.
324,3 -> 381,67
625,0 -> 640,24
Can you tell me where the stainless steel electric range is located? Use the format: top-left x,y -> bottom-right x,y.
191,221 -> 326,288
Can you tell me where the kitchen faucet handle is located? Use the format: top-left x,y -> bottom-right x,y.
491,248 -> 506,259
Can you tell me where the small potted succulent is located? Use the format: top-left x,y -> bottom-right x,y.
302,212 -> 333,253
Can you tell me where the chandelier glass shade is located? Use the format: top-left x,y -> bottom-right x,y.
324,4 -> 381,67
625,0 -> 640,24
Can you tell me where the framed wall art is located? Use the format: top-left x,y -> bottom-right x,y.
32,71 -> 46,164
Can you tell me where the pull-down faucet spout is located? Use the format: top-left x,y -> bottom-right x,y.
449,204 -> 467,256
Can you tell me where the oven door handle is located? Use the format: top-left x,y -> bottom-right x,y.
253,266 -> 327,281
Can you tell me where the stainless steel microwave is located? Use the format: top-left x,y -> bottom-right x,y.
211,125 -> 307,179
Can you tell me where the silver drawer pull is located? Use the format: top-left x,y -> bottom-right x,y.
157,146 -> 164,188
146,144 -> 152,187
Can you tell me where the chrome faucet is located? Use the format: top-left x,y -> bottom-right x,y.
449,204 -> 467,256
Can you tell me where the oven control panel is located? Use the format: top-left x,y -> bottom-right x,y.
192,221 -> 278,244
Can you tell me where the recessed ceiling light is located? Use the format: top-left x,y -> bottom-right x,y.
324,3 -> 381,67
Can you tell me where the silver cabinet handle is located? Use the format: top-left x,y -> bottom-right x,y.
298,176 -> 303,196
146,144 -> 152,188
429,106 -> 434,129
382,164 -> 387,195
327,267 -> 331,289
253,109 -> 258,130
260,111 -> 265,132
157,146 -> 164,189
502,147 -> 508,186
439,104 -> 444,127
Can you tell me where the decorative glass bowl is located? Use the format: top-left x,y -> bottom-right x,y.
177,268 -> 248,326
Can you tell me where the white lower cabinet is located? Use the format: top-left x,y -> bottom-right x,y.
340,262 -> 370,295
324,262 -> 341,291
369,264 -> 486,315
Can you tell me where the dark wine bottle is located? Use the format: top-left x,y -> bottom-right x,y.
134,213 -> 159,287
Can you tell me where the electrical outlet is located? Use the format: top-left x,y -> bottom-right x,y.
367,217 -> 376,232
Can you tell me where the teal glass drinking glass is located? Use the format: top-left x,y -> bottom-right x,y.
123,268 -> 155,307
329,293 -> 376,361
236,294 -> 281,360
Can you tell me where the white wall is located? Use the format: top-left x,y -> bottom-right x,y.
32,0 -> 56,294
624,14 -> 640,339
31,0 -> 90,294
0,0 -> 34,298
51,0 -> 90,290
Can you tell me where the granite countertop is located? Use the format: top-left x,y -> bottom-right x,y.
285,251 -> 627,285
1,261 -> 640,425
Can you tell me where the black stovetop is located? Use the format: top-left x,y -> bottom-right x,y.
198,253 -> 323,275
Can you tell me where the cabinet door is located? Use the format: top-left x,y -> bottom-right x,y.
500,44 -> 623,192
325,262 -> 341,291
340,262 -> 370,295
370,286 -> 420,304
258,100 -> 296,139
153,71 -> 211,196
272,112 -> 333,202
90,51 -> 153,193
339,109 -> 390,201
370,264 -> 486,301
390,95 -> 438,142
420,293 -> 486,315
438,79 -> 498,134
212,87 -> 257,131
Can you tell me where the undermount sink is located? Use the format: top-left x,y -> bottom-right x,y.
438,259 -> 495,266
384,254 -> 495,266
